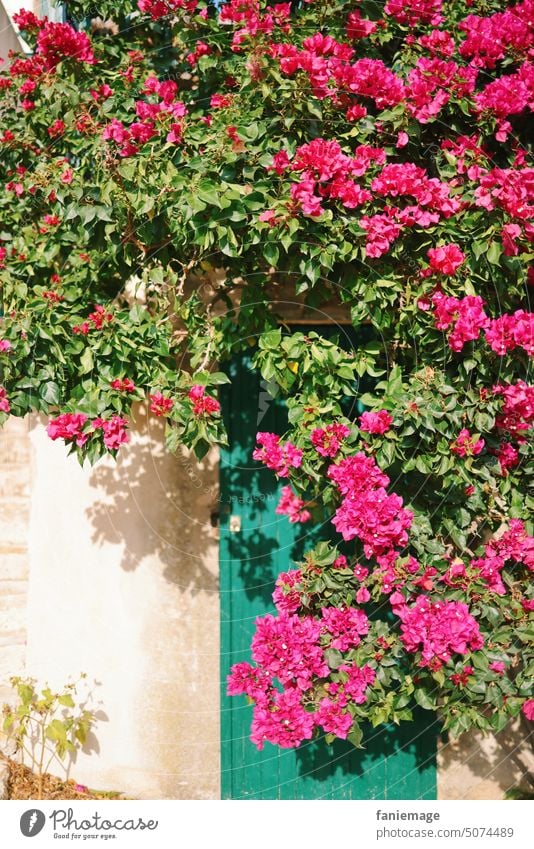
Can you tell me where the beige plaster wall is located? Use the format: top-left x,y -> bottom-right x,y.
438,722 -> 534,800
23,411 -> 220,799
0,2 -> 23,63
0,417 -> 32,708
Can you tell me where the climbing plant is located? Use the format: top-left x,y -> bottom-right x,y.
0,0 -> 532,747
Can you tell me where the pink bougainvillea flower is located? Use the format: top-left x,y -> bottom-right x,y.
427,244 -> 465,275
522,699 -> 534,721
46,413 -> 88,446
92,415 -> 129,450
451,429 -> 485,457
110,378 -> 136,393
310,422 -> 350,457
188,385 -> 221,416
359,410 -> 393,434
399,596 -> 484,667
272,569 -> 302,614
149,391 -> 174,416
0,387 -> 11,414
253,432 -> 303,477
275,486 -> 311,524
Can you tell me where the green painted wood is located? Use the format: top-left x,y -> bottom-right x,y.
220,332 -> 438,800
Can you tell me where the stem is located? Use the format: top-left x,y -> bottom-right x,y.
37,721 -> 46,801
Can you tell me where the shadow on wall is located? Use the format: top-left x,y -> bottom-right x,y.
85,404 -> 219,594
438,716 -> 534,799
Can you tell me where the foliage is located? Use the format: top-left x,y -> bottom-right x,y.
2,675 -> 96,798
0,1 -> 532,748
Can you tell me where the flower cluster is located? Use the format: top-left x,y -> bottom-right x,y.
149,391 -> 174,417
253,432 -> 303,476
102,74 -> 187,156
46,413 -> 129,451
227,604 -> 377,749
451,429 -> 485,458
310,422 -> 350,457
188,385 -> 221,416
328,453 -> 413,557
275,486 -> 311,524
73,305 -> 113,336
0,387 -> 11,414
494,381 -> 534,435
358,410 -> 392,435
398,596 -> 484,668
430,293 -> 534,356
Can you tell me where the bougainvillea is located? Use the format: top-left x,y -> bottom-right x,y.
0,1 -> 532,748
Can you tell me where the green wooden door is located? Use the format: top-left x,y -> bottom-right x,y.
220,338 -> 438,800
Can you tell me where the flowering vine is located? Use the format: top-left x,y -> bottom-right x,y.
0,0 -> 532,747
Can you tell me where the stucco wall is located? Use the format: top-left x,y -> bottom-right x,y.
0,3 -> 23,64
7,411 -> 220,799
0,417 -> 32,709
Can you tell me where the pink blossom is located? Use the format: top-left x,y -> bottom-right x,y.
92,415 -> 129,450
485,311 -> 534,356
359,410 -> 393,435
0,387 -> 11,414
188,384 -> 220,416
310,422 -> 350,457
346,11 -> 377,40
110,378 -> 136,393
276,486 -> 311,524
46,413 -> 88,446
356,587 -> 371,604
522,699 -> 534,721
253,432 -> 303,477
493,381 -> 534,435
0,339 -> 12,353
427,244 -> 465,275
250,686 -> 316,750
321,606 -> 369,652
489,661 -> 506,675
384,0 -> 443,27
36,22 -> 96,69
227,661 -> 272,703
315,698 -> 352,738
399,596 -> 484,667
339,663 -> 376,704
430,292 -> 489,352
272,569 -> 302,614
494,442 -> 519,476
328,453 -> 413,556
251,612 -> 328,691
149,391 -> 174,417
139,0 -> 198,21
451,429 -> 485,458
13,9 -> 43,32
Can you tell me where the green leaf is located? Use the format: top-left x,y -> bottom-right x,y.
80,348 -> 94,374
39,381 -> 60,406
263,243 -> 279,267
414,688 -> 436,710
347,725 -> 363,748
